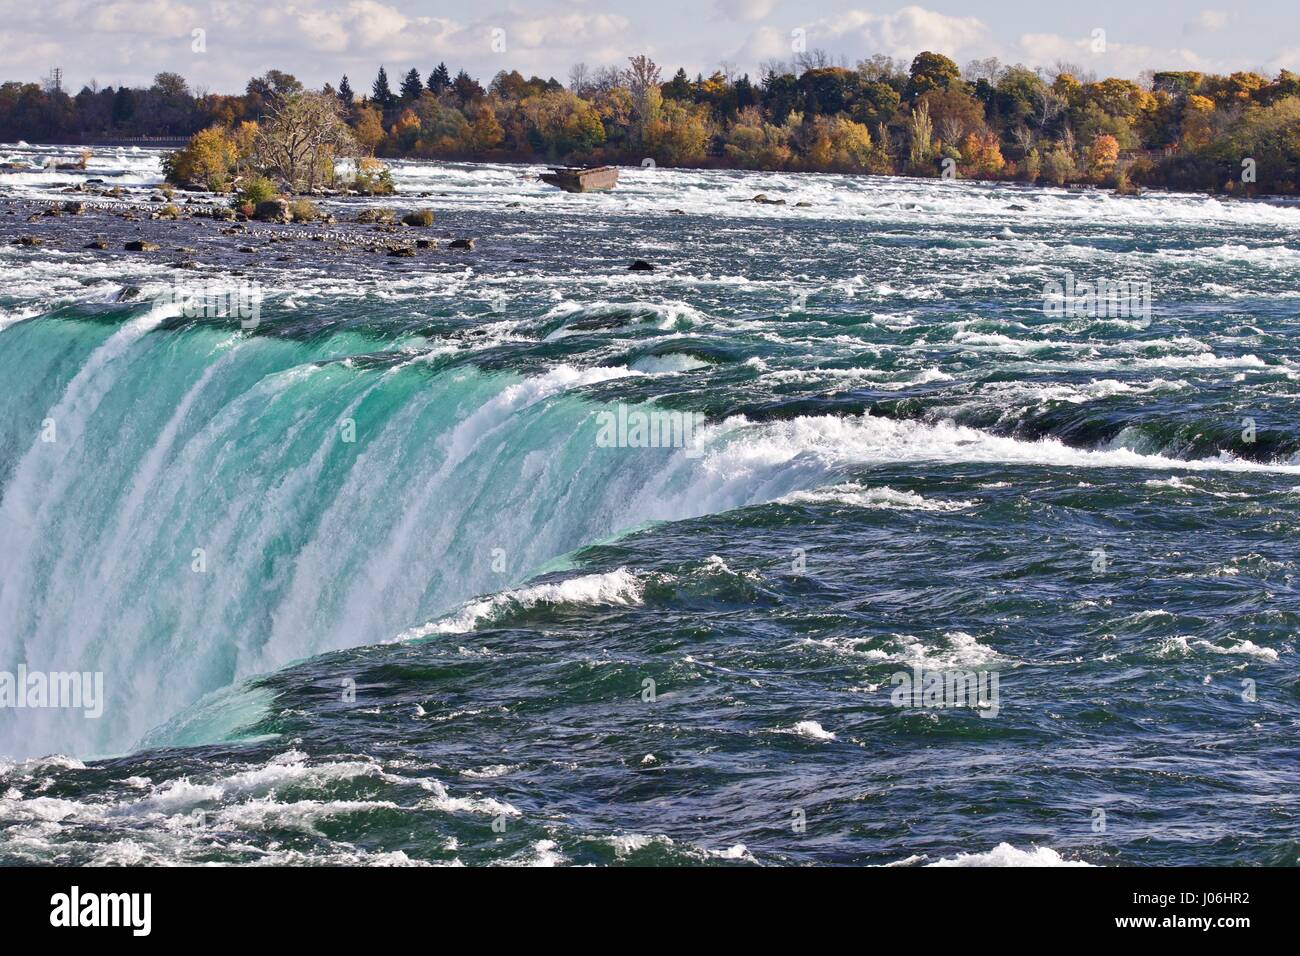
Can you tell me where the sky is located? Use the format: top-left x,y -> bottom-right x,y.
2,1 -> 1299,94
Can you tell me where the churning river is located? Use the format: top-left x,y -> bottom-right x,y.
0,145 -> 1297,865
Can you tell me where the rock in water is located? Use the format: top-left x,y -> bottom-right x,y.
356,207 -> 396,225
448,238 -> 475,249
124,240 -> 160,252
253,199 -> 292,223
628,259 -> 655,271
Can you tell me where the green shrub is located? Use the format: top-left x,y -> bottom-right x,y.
354,160 -> 396,196
234,176 -> 278,207
1040,145 -> 1077,186
401,208 -> 434,227
288,199 -> 322,221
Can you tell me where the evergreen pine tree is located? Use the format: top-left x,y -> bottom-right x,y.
427,63 -> 452,95
372,66 -> 395,111
400,68 -> 423,101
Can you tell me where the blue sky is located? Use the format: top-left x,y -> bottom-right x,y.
2,1 -> 1297,92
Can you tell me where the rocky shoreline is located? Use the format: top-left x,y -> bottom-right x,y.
1,191 -> 485,274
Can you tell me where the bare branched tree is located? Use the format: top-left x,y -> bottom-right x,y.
255,90 -> 357,193
1052,60 -> 1095,84
938,114 -> 966,146
856,55 -> 904,83
1011,124 -> 1035,153
1033,86 -> 1067,131
624,55 -> 662,105
568,62 -> 591,96
962,57 -> 1003,84
794,49 -> 833,72
589,65 -> 624,94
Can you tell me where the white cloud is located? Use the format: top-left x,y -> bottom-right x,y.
87,0 -> 198,35
733,5 -> 991,71
734,25 -> 796,63
1184,11 -> 1229,36
0,1 -> 1289,93
1266,46 -> 1300,72
814,5 -> 990,61
0,1 -> 643,90
714,0 -> 779,23
1016,31 -> 1212,76
512,13 -> 630,49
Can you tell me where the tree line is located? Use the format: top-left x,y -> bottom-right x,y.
4,52 -> 1300,194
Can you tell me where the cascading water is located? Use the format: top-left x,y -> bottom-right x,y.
0,304 -> 853,757
5,300 -> 1298,760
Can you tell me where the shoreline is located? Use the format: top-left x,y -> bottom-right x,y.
0,193 -> 489,273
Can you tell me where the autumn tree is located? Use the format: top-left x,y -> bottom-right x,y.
918,86 -> 985,149
469,105 -> 504,150
625,54 -> 662,138
1086,133 -> 1120,181
352,105 -> 384,153
1040,141 -> 1077,185
643,97 -> 710,165
255,90 -> 357,191
906,52 -> 961,100
164,125 -> 237,190
723,106 -> 794,168
908,101 -> 936,169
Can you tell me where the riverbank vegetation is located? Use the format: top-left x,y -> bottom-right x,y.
4,52 -> 1300,195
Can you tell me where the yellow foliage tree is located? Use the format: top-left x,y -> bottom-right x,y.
643,100 -> 709,166
1181,95 -> 1216,150
352,106 -> 385,154
959,130 -> 1005,178
1086,133 -> 1120,181
722,107 -> 794,168
164,126 -> 237,190
470,106 -> 504,150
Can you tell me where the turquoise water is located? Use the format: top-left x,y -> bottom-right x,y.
0,157 -> 1298,865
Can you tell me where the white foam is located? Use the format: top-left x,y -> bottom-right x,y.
926,842 -> 1093,867
1158,636 -> 1280,662
790,720 -> 836,741
780,483 -> 974,512
691,412 -> 1300,479
400,567 -> 644,638
839,631 -> 1002,669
